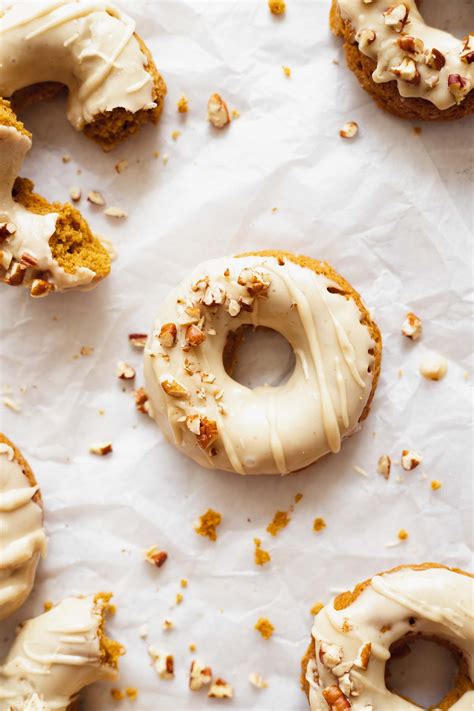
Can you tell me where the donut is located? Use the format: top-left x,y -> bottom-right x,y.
0,99 -> 111,295
144,250 -> 381,475
0,433 -> 46,622
0,0 -> 167,151
0,593 -> 123,710
330,1 -> 474,120
301,563 -> 474,710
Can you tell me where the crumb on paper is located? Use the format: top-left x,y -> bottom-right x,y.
115,159 -> 129,173
138,624 -> 149,639
104,206 -> 128,219
398,528 -> 409,541
255,617 -> 274,639
116,361 -> 136,380
3,397 -> 21,412
153,150 -> 160,159
266,509 -> 290,536
313,517 -> 326,532
128,333 -> 147,348
294,492 -> 303,503
420,353 -> 448,381
80,345 -> 94,356
176,593 -> 184,605
125,688 -> 138,700
87,190 -> 105,206
189,659 -> 212,691
231,109 -> 240,119
177,95 -> 189,113
194,508 -> 222,541
148,648 -> 174,680
254,537 -> 271,566
62,154 -> 71,163
43,600 -> 53,612
163,619 -> 174,630
339,121 -> 358,139
310,602 -> 324,616
111,689 -> 125,700
431,480 -> 442,491
89,442 -> 113,456
208,93 -> 230,129
69,185 -> 81,201
268,0 -> 286,15
282,65 -> 291,77
377,455 -> 391,479
181,578 -> 188,588
106,602 -> 117,616
401,449 -> 422,471
189,643 -> 197,652
162,154 -> 169,165
413,126 -> 422,135
401,312 -> 422,340
171,130 -> 181,141
208,678 -> 234,699
249,672 -> 268,689
134,387 -> 151,415
144,546 -> 168,568
353,464 -> 369,477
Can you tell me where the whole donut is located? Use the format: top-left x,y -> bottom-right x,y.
331,0 -> 474,120
144,250 -> 381,475
0,0 -> 166,150
301,563 -> 474,710
0,433 -> 46,622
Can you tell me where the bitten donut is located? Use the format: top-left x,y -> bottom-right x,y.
0,594 -> 123,710
0,100 -> 111,295
0,434 -> 46,622
144,250 -> 381,475
331,1 -> 474,120
301,563 -> 474,710
0,0 -> 167,151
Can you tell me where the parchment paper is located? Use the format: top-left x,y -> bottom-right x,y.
0,1 -> 473,709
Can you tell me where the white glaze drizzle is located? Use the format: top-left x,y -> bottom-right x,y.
337,0 -> 474,110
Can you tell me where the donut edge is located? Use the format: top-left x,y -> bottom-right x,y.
0,432 -> 42,509
235,249 -> 382,425
300,562 -> 474,708
330,0 -> 474,121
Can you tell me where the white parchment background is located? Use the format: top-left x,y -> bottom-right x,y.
0,1 -> 473,709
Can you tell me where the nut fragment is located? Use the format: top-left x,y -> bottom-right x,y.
116,361 -> 136,380
208,679 -> 234,699
397,36 -> 424,57
115,159 -> 129,174
237,267 -> 271,296
158,323 -> 177,348
322,685 -> 351,710
6,263 -> 26,286
30,278 -> 54,298
448,74 -> 472,104
419,353 -> 448,381
20,252 -> 38,267
128,333 -> 148,348
227,298 -> 241,317
197,417 -> 218,450
89,442 -> 113,456
460,34 -> 474,64
145,546 -> 168,568
189,660 -> 213,691
401,312 -> 422,340
377,454 -> 391,479
425,47 -> 446,70
383,4 -> 409,32
248,672 -> 268,689
390,57 -> 420,83
185,324 -> 206,347
104,206 -> 128,218
160,375 -> 189,399
208,93 -> 230,129
355,28 -> 376,49
203,283 -> 226,306
339,121 -> 358,139
135,387 -> 150,414
148,648 -> 174,679
401,449 -> 422,471
87,190 -> 105,206
319,642 -> 343,670
354,641 -> 372,670
69,186 -> 81,201
0,222 -> 16,241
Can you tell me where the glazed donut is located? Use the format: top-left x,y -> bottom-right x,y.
330,1 -> 474,120
0,99 -> 111,295
144,250 -> 381,475
0,593 -> 123,710
0,0 -> 167,151
301,563 -> 474,710
0,434 -> 46,622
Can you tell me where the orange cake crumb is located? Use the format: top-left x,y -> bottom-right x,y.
310,602 -> 324,616
180,578 -> 188,588
255,617 -> 275,639
282,65 -> 291,77
177,96 -> 189,113
313,517 -> 326,532
266,510 -> 290,536
254,538 -> 271,566
43,600 -> 53,612
111,688 -> 125,700
398,529 -> 409,541
195,509 -> 222,541
431,480 -> 442,491
269,0 -> 286,15
176,593 -> 184,605
126,688 -> 138,700
294,493 -> 303,503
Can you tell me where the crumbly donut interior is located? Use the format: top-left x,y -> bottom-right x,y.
94,593 -> 124,669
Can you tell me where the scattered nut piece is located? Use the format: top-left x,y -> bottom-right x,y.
189,659 -> 213,690
208,93 -> 230,129
255,617 -> 274,639
148,648 -> 174,680
145,546 -> 168,568
266,510 -> 290,536
419,353 -> 448,381
87,190 -> 105,206
176,593 -> 184,605
79,346 -> 94,356
401,312 -> 422,340
460,34 -> 474,64
208,679 -> 234,699
426,47 -> 446,70
115,159 -> 128,173
171,130 -> 181,141
231,109 -> 240,119
254,537 -> 271,566
111,689 -> 125,700
310,602 -> 324,616
160,375 -> 190,399
313,517 -> 326,532
163,619 -> 174,630
62,154 -> 71,163
186,324 -> 206,347
339,121 -> 358,139
401,449 -> 422,471
377,454 -> 391,479
116,361 -> 136,380
383,4 -> 409,32
69,186 -> 81,201
30,278 -> 54,298
104,206 -> 128,218
89,442 -> 113,456
125,688 -> 138,700
398,528 -> 409,541
128,333 -> 148,348
195,508 -> 222,541
268,0 -> 285,15
177,95 -> 189,113
2,397 -> 21,412
249,672 -> 268,689
138,624 -> 149,639
158,322 -> 178,348
431,480 -> 442,491
135,387 -> 150,415
448,74 -> 471,104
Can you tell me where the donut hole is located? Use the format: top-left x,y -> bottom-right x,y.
223,325 -> 296,389
386,635 -> 467,708
420,0 -> 471,40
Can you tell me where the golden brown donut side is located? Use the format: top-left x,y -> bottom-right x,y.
0,432 -> 42,508
330,0 -> 474,121
237,249 -> 382,424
